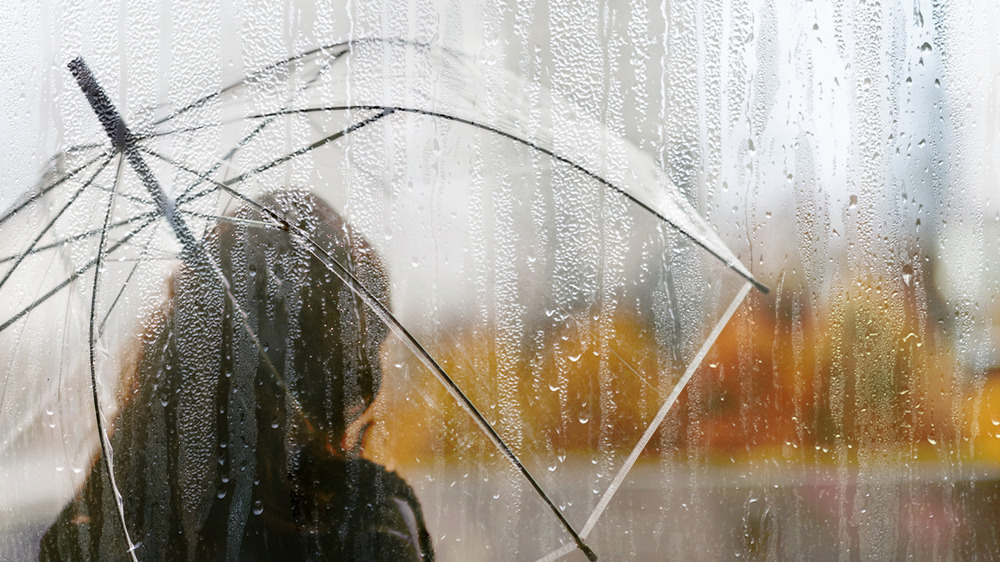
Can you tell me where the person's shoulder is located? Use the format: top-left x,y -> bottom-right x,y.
349,457 -> 433,559
295,453 -> 435,561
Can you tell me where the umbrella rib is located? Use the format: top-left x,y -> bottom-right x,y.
128,138 -> 600,558
150,102 -> 664,402
88,180 -> 155,207
581,282 -> 752,537
0,215 -> 158,335
142,47 -> 345,150
138,112 -> 298,141
300,226 -> 599,561
139,100 -> 348,143
197,185 -> 598,560
171,114 -> 283,208
0,149 -> 112,227
146,44 -> 352,129
136,121 -> 220,140
0,153 -> 116,291
86,154 -> 141,560
165,58 -> 341,212
176,209 -> 282,230
421,106 -> 768,294
146,38 -> 466,130
0,211 -> 159,265
95,213 -> 165,339
220,108 -> 393,188
251,104 -> 768,293
137,107 -> 390,211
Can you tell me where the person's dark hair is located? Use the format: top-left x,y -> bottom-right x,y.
205,189 -> 390,448
40,190 -> 432,561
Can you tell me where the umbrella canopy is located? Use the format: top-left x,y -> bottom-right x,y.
0,39 -> 765,560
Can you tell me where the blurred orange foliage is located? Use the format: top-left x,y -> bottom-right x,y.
363,280 -> 992,468
664,286 -> 961,463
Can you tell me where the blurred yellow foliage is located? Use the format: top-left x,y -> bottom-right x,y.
362,281 -> 997,469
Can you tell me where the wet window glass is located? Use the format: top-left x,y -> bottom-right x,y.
2,1 -> 998,560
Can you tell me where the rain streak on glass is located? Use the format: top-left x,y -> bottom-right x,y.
1,1 -> 999,561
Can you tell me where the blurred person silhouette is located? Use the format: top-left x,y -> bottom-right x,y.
40,189 -> 433,561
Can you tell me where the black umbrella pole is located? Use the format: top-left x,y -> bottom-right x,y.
68,57 -> 202,260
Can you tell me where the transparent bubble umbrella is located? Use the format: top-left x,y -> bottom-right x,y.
0,38 -> 766,560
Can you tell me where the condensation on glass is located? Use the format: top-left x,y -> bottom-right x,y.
1,1 -> 998,560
